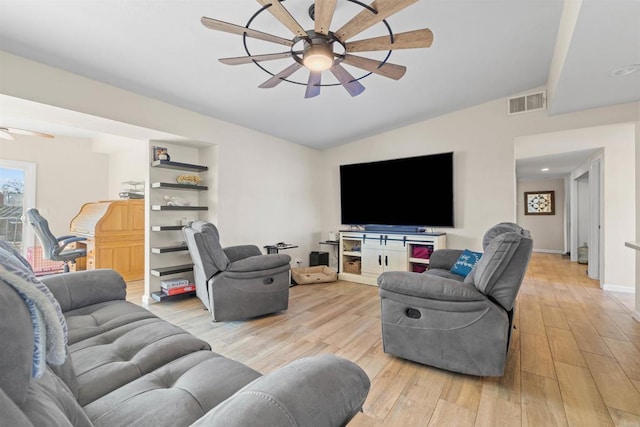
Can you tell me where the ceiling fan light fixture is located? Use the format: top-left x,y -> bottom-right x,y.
303,43 -> 333,72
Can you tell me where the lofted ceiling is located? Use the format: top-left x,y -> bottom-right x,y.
0,0 -> 638,151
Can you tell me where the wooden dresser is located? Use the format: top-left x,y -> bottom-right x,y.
69,199 -> 144,281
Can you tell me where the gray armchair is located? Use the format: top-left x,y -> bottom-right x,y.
378,222 -> 533,376
183,221 -> 291,322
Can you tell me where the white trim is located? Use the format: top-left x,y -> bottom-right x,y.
633,311 -> 640,323
533,249 -> 565,254
602,283 -> 635,293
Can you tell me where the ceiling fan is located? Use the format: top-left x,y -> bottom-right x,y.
0,127 -> 54,140
201,0 -> 433,98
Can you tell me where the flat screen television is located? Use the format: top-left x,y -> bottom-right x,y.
340,152 -> 454,227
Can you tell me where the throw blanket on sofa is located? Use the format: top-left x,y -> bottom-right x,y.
0,265 -> 67,378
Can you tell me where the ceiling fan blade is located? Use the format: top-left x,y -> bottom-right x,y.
201,17 -> 293,47
305,71 -> 322,98
341,54 -> 406,80
335,0 -> 419,42
314,0 -> 337,35
329,63 -> 366,97
259,62 -> 304,88
346,28 -> 433,52
256,0 -> 307,37
220,52 -> 293,65
4,127 -> 54,138
0,129 -> 16,140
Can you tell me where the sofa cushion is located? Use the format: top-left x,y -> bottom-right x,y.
20,368 -> 93,427
64,300 -> 157,345
70,317 -> 212,405
84,351 -> 262,427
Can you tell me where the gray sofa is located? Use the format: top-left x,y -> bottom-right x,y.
378,223 -> 533,376
0,242 -> 370,426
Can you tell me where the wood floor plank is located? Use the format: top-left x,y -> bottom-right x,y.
364,358 -> 416,420
602,338 -> 640,381
607,407 -> 640,427
583,352 -> 640,416
554,360 -> 614,426
428,399 -> 477,427
540,304 -> 570,330
568,320 -> 614,356
521,371 -> 567,427
521,332 -> 556,379
546,326 -> 587,367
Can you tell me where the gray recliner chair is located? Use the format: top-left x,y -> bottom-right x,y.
183,221 -> 291,322
378,222 -> 533,376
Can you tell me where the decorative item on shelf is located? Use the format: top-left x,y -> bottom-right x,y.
179,217 -> 195,226
163,195 -> 191,206
152,145 -> 170,161
118,181 -> 145,199
176,175 -> 202,185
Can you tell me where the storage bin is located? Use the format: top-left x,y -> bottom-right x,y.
344,259 -> 361,274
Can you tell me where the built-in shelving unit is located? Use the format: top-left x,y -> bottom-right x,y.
150,263 -> 194,277
151,160 -> 208,172
147,153 -> 209,303
151,244 -> 189,254
151,182 -> 208,191
151,205 -> 208,211
150,290 -> 196,302
151,225 -> 184,231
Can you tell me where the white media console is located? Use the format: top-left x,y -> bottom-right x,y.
338,230 -> 447,286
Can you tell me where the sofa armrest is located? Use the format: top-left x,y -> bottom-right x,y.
428,249 -> 464,270
223,245 -> 262,263
378,271 -> 487,302
227,254 -> 291,273
40,269 -> 126,312
191,354 -> 370,427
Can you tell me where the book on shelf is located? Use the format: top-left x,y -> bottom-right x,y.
160,278 -> 189,289
163,284 -> 196,296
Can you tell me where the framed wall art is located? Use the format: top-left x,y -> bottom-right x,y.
524,191 -> 555,215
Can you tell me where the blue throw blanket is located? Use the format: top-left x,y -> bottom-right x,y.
0,264 -> 68,378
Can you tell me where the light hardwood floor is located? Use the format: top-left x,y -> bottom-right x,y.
126,253 -> 640,426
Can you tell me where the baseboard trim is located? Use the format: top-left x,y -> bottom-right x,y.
602,283 -> 635,293
533,249 -> 565,254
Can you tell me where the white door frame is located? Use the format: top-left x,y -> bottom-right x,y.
588,156 -> 603,281
0,159 -> 37,255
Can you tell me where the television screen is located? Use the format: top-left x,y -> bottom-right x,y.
340,152 -> 454,227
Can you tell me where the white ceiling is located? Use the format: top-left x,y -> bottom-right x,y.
516,148 -> 601,181
0,0 -> 638,151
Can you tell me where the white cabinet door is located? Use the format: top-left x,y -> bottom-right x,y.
361,247 -> 383,276
383,248 -> 407,272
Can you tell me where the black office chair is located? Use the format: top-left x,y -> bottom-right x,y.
26,208 -> 87,273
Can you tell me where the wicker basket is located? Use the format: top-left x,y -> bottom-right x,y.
344,260 -> 361,274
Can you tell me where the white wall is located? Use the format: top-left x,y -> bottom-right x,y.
96,135 -> 147,200
0,134 -> 109,242
517,179 -> 565,252
635,119 -> 640,316
516,123 -> 636,291
321,94 -> 638,253
0,51 -> 323,270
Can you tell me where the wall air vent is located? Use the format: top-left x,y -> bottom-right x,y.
507,90 -> 546,115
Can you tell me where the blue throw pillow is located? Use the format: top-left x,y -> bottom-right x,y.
450,249 -> 482,277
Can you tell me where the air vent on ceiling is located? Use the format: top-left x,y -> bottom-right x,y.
507,90 -> 546,115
